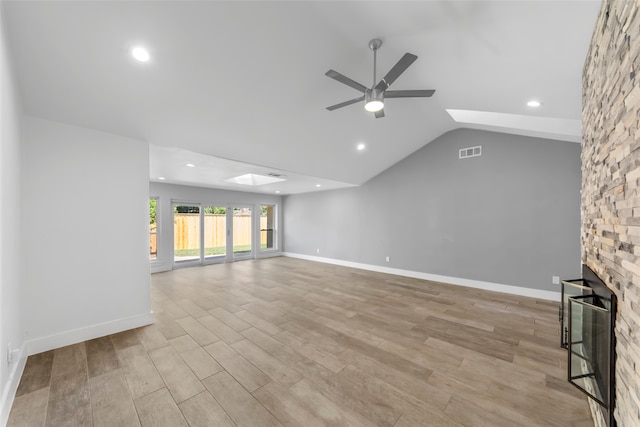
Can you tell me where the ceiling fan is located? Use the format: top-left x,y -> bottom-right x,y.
325,39 -> 435,118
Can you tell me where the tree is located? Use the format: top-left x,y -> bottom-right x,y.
149,198 -> 157,224
204,206 -> 226,214
174,206 -> 200,214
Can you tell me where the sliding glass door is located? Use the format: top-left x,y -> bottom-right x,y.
232,207 -> 253,259
260,204 -> 276,251
173,205 -> 201,263
173,203 -> 255,265
204,206 -> 226,261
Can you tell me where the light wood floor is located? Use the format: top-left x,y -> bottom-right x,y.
9,257 -> 593,426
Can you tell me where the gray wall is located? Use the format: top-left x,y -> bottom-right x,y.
283,128 -> 581,292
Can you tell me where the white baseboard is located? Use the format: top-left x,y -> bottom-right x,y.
0,343 -> 27,427
25,311 -> 155,356
255,251 -> 283,260
282,252 -> 560,301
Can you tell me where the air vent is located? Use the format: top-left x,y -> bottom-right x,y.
459,145 -> 482,159
267,172 -> 285,177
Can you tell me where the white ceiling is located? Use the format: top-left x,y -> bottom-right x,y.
3,1 -> 600,195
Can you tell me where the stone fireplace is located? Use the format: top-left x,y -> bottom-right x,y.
582,1 -> 640,426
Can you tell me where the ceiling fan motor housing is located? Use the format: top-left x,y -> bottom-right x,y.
366,88 -> 384,102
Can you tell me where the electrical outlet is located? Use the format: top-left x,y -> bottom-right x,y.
385,256 -> 390,262
552,276 -> 560,285
316,248 -> 320,254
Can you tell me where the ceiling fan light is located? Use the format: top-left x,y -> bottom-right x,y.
365,88 -> 384,112
365,100 -> 384,112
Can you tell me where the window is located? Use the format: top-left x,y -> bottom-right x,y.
149,197 -> 158,260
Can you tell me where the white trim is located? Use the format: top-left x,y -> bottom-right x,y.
151,261 -> 172,274
282,252 -> 560,301
24,311 -> 155,356
256,250 -> 283,260
0,343 -> 27,427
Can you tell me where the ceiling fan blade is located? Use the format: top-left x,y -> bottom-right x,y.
385,89 -> 435,98
325,70 -> 368,93
326,95 -> 365,111
374,53 -> 418,91
374,109 -> 385,119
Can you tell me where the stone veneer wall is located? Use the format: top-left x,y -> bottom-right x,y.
582,0 -> 640,426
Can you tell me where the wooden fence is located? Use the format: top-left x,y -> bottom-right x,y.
150,226 -> 157,258
168,214 -> 267,251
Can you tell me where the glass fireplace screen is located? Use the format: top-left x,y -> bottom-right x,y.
560,279 -> 592,348
568,294 -> 612,408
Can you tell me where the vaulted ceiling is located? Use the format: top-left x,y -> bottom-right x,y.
3,1 -> 600,194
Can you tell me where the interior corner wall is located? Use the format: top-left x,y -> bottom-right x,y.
0,4 -> 25,425
582,1 -> 640,426
149,182 -> 283,273
21,117 -> 153,355
284,128 -> 582,295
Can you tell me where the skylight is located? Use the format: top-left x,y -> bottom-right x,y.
445,109 -> 581,143
224,174 -> 286,186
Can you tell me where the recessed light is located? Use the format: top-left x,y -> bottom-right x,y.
527,100 -> 542,107
357,143 -> 366,151
131,46 -> 150,62
315,184 -> 321,188
275,190 -> 281,194
185,163 -> 196,168
158,176 -> 166,180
